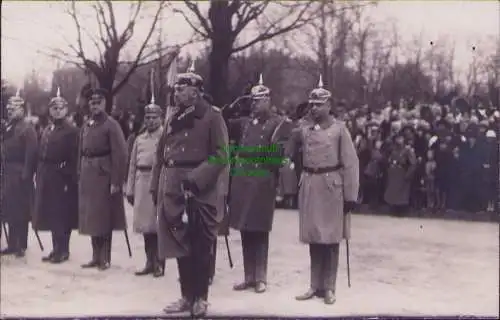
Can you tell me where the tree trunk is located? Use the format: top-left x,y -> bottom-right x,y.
208,42 -> 232,107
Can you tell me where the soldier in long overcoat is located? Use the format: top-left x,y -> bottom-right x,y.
285,76 -> 359,305
228,74 -> 293,294
150,64 -> 229,317
78,88 -> 128,271
126,97 -> 165,277
32,89 -> 79,263
383,131 -> 417,216
1,90 -> 38,258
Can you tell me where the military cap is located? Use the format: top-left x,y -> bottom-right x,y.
308,75 -> 332,104
250,74 -> 271,100
7,88 -> 25,107
48,87 -> 68,108
174,61 -> 203,90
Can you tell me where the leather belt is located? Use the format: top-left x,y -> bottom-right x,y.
303,164 -> 343,174
163,159 -> 203,168
136,165 -> 153,171
81,150 -> 110,158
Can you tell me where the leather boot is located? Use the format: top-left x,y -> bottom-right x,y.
98,235 -> 111,271
135,258 -> 154,276
153,259 -> 165,278
81,237 -> 100,268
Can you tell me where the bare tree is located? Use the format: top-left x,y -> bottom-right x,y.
45,0 -> 181,111
173,0 -> 318,106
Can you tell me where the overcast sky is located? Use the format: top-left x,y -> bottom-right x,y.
1,1 -> 498,87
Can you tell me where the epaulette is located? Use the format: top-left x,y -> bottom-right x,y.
212,106 -> 221,112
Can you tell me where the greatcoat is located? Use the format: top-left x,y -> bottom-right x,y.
286,120 -> 359,244
78,113 -> 128,236
150,100 -> 229,259
126,126 -> 162,234
383,145 -> 417,206
32,120 -> 79,232
228,114 -> 293,232
1,119 -> 38,224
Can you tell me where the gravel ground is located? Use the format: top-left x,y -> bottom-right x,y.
1,205 -> 498,318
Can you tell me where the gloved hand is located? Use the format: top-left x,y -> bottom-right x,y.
344,201 -> 357,214
126,195 -> 134,206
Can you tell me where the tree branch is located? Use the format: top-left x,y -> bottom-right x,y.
184,0 -> 213,36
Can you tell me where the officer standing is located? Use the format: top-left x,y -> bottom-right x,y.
150,63 -> 229,317
228,74 -> 293,293
1,89 -> 38,257
126,92 -> 165,277
32,88 -> 79,263
285,76 -> 359,305
78,88 -> 128,271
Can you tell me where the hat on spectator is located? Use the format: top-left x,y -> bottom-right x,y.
486,130 -> 497,138
49,87 -> 68,108
174,61 -> 204,90
85,87 -> 109,101
308,75 -> 332,104
250,74 -> 271,100
7,87 -> 25,108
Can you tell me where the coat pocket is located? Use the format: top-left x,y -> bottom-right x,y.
323,172 -> 343,193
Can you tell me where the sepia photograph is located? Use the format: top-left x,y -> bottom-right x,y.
0,0 -> 499,318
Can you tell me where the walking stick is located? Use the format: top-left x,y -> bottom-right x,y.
33,228 -> 44,251
124,229 -> 132,257
224,203 -> 234,268
346,239 -> 351,288
2,222 -> 9,246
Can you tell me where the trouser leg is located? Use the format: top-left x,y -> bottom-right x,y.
190,213 -> 212,301
309,244 -> 324,291
51,231 -> 58,253
177,256 -> 194,303
254,231 -> 269,284
101,233 -> 112,264
209,238 -> 217,279
61,230 -> 71,254
143,233 -> 154,263
9,220 -> 28,251
90,236 -> 101,262
241,231 -> 256,284
323,243 -> 340,292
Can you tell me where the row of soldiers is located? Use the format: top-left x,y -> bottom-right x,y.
0,65 -> 359,317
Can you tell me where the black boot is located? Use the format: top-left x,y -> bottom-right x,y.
135,258 -> 154,276
81,236 -> 100,268
153,259 -> 165,278
98,234 -> 111,271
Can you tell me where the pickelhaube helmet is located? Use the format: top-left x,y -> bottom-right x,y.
145,69 -> 162,115
174,60 -> 203,90
308,75 -> 332,104
48,87 -> 68,108
250,74 -> 271,100
7,87 -> 25,107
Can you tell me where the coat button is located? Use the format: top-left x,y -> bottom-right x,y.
181,147 -> 185,152
185,132 -> 188,137
166,147 -> 170,151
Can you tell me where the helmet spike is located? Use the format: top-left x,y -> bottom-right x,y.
188,60 -> 195,73
150,68 -> 155,104
318,75 -> 324,88
57,87 -> 61,98
258,73 -> 263,85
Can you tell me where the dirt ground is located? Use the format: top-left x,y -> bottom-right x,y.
1,205 -> 498,318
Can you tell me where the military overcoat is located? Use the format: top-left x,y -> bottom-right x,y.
78,113 -> 128,236
1,119 -> 38,224
383,146 -> 417,206
228,114 -> 293,232
286,121 -> 359,244
33,121 -> 79,232
126,127 -> 162,234
150,100 -> 229,259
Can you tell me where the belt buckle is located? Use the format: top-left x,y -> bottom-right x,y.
167,159 -> 174,166
313,167 -> 319,173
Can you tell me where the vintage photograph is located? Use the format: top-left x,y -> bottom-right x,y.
1,0 -> 498,318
